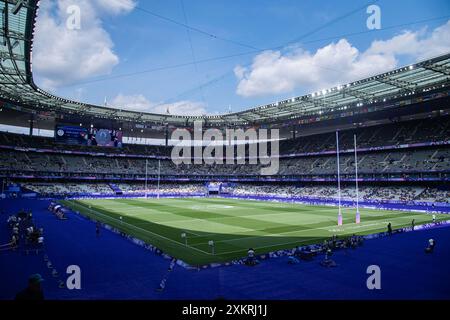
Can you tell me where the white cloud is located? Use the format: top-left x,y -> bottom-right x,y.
235,20 -> 450,97
366,21 -> 450,60
94,0 -> 136,15
110,94 -> 207,116
151,101 -> 208,116
33,0 -> 134,90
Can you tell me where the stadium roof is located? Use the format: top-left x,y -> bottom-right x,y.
0,0 -> 450,127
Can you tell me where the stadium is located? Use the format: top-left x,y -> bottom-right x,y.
1,0 -> 450,303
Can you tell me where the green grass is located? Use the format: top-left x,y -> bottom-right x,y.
60,197 -> 448,265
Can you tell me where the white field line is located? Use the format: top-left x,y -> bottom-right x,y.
76,201 -> 326,255
130,213 -> 330,239
107,200 -> 341,226
96,205 -> 259,233
133,198 -> 341,214
131,223 -> 203,237
69,201 -> 212,255
72,200 -> 439,257
81,203 -> 254,237
98,198 -> 365,228
189,214 -> 436,253
197,212 -> 430,244
200,237 -> 327,255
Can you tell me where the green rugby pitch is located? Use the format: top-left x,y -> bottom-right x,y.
61,197 -> 446,265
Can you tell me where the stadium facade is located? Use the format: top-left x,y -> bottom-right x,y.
0,0 -> 449,209
1,0 -> 450,301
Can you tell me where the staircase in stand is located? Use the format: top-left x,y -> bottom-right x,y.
109,183 -> 123,195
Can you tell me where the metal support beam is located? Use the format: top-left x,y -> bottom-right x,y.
377,76 -> 417,92
422,62 -> 450,76
342,87 -> 374,101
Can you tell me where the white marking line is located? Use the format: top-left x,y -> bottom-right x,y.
189,214 -> 435,252
182,216 -> 336,240
201,237 -> 326,255
137,197 -> 337,215
105,198 -> 345,226
94,208 -> 254,237
70,201 -> 212,255
77,201 -> 326,255
73,200 -> 439,257
116,203 -> 260,233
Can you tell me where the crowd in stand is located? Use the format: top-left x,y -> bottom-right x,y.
1,116 -> 449,205
0,116 -> 449,178
117,183 -> 206,195
279,116 -> 450,154
1,116 -> 448,157
23,182 -> 206,197
231,184 -> 449,204
17,182 -> 450,204
417,188 -> 450,203
25,183 -> 115,197
1,147 -> 449,177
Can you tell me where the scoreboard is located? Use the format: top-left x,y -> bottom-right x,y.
55,125 -> 123,148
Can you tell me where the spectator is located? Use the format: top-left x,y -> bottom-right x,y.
320,248 -> 337,268
293,246 -> 302,257
288,255 -> 300,264
12,224 -> 19,236
350,234 -> 357,249
246,248 -> 257,266
11,234 -> 18,249
425,239 -> 436,253
15,274 -> 45,301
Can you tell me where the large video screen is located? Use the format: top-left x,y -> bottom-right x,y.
55,125 -> 123,148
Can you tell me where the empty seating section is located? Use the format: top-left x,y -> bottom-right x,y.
0,147 -> 449,176
24,183 -> 205,196
24,183 -> 114,196
231,185 -> 449,203
15,178 -> 450,204
19,182 -> 449,203
0,116 -> 448,205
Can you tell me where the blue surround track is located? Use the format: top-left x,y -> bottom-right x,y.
1,199 -> 449,300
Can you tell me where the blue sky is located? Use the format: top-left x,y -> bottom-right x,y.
32,0 -> 450,115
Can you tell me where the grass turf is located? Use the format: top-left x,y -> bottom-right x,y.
60,197 -> 447,265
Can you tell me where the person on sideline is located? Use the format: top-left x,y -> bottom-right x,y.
15,274 -> 45,301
